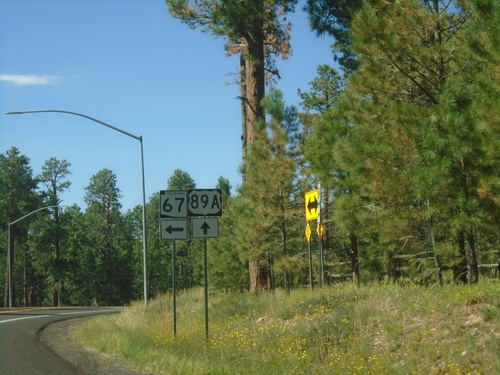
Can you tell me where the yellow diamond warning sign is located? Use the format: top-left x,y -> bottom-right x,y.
305,222 -> 312,243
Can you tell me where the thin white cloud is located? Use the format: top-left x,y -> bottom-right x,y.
0,74 -> 60,86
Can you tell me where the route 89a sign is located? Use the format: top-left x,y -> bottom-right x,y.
188,189 -> 222,217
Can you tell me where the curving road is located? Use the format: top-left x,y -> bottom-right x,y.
0,307 -> 122,375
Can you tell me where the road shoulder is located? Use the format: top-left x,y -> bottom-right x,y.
39,317 -> 147,375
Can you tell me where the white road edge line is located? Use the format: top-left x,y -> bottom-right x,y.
0,315 -> 50,324
0,309 -> 117,324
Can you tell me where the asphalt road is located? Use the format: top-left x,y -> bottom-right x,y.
0,307 -> 122,375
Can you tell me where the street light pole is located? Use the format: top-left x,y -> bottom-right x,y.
5,110 -> 148,308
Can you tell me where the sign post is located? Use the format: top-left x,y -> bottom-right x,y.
159,189 -> 222,339
305,188 -> 324,288
160,190 -> 188,339
305,222 -> 313,289
203,238 -> 209,339
172,240 -> 177,336
317,184 -> 324,287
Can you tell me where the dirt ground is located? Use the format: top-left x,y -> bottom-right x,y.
39,317 -> 149,375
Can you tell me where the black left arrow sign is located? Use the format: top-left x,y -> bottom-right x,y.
165,225 -> 185,234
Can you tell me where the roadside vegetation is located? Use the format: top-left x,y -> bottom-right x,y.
73,281 -> 499,375
3,0 -> 500,309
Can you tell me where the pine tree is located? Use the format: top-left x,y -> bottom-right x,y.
305,0 -> 363,72
83,169 -> 130,304
166,169 -> 202,290
299,64 -> 346,274
335,0 -> 483,283
165,0 -> 297,291
239,88 -> 301,290
0,147 -> 39,306
58,205 -> 88,305
468,0 -> 500,276
38,157 -> 71,305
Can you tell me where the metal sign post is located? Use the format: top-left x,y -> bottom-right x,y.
159,189 -> 221,338
317,184 -> 324,288
203,238 -> 209,339
305,188 -> 324,288
172,240 -> 177,337
305,222 -> 313,289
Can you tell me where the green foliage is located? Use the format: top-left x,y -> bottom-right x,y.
304,0 -> 362,72
216,176 -> 231,200
209,195 -> 249,292
37,157 -> 72,305
0,147 -> 40,306
237,88 -> 304,290
165,0 -> 296,82
167,169 -> 196,190
74,282 -> 500,375
81,170 -> 134,305
2,0 -> 500,308
39,157 -> 71,205
300,0 -> 500,284
0,147 -> 39,224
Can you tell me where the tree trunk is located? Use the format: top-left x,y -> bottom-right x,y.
249,258 -> 267,293
240,54 -> 248,178
461,159 -> 479,284
267,252 -> 274,291
242,28 -> 267,293
4,231 -> 15,307
350,233 -> 360,286
431,229 -> 443,286
466,225 -> 479,284
454,231 -> 468,284
242,32 -> 265,160
279,188 -> 290,291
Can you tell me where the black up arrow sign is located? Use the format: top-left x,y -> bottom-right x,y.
192,217 -> 219,238
200,221 -> 210,235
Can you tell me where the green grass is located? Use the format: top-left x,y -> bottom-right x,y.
73,281 -> 500,374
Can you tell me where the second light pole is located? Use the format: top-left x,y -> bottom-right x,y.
5,110 -> 149,308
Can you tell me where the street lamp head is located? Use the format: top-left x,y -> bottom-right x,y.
5,111 -> 25,115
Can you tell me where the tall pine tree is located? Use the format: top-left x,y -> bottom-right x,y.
165,0 -> 297,291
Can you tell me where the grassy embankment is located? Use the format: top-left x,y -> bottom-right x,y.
73,281 -> 499,374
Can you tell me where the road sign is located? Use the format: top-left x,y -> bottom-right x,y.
305,190 -> 319,221
188,189 -> 222,217
192,217 -> 219,238
316,222 -> 324,238
160,219 -> 188,240
305,222 -> 312,243
160,190 -> 188,218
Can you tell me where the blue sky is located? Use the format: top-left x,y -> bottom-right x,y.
1,0 -> 334,211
